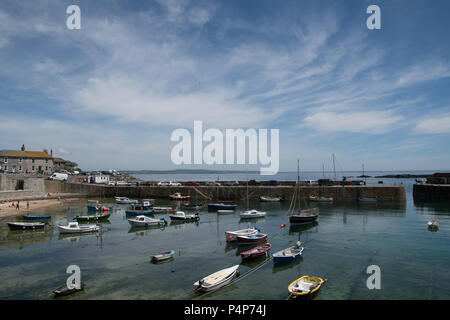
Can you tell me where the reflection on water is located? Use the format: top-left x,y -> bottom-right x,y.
0,195 -> 449,300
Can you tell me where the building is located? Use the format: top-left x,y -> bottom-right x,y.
53,157 -> 78,172
0,147 -> 54,174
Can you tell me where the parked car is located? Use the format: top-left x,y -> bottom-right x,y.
184,181 -> 200,186
223,181 -> 239,186
157,181 -> 169,186
248,180 -> 258,185
169,181 -> 181,186
263,180 -> 278,186
147,180 -> 158,186
205,181 -> 221,186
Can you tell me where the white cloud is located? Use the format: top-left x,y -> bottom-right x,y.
415,115 -> 450,134
302,110 -> 403,134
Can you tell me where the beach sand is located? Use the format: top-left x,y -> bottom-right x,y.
0,198 -> 81,218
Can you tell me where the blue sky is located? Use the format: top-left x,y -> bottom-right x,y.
0,0 -> 449,172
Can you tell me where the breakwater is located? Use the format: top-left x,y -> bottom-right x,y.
413,184 -> 450,201
45,181 -> 406,202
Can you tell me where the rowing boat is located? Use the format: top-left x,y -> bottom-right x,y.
151,250 -> 175,262
7,222 -> 45,230
288,276 -> 324,298
75,213 -> 111,222
236,233 -> 267,244
225,228 -> 259,242
272,241 -> 304,263
240,243 -> 272,260
193,265 -> 239,292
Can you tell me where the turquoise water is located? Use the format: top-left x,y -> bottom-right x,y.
0,179 -> 449,300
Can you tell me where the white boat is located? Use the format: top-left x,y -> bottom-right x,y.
225,228 -> 259,242
217,209 -> 235,214
128,215 -> 167,227
153,206 -> 173,212
427,220 -> 439,228
240,209 -> 266,219
260,196 -> 282,202
58,222 -> 99,234
169,211 -> 200,221
193,265 -> 239,292
115,197 -> 138,204
151,250 -> 175,262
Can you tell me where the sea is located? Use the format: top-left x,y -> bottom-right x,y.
0,170 -> 449,300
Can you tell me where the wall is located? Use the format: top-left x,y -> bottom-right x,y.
413,184 -> 450,201
45,181 -> 406,202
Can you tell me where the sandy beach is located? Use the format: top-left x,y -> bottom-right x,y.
0,198 -> 81,218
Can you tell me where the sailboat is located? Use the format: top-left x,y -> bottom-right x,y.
240,168 -> 266,219
288,159 -> 319,224
309,162 -> 333,202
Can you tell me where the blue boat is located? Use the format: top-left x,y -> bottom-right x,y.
125,210 -> 154,216
22,215 -> 51,220
272,242 -> 304,263
208,203 -> 237,211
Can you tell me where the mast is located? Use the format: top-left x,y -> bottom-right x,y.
322,163 -> 325,179
297,159 -> 301,211
246,167 -> 249,210
332,153 -> 336,182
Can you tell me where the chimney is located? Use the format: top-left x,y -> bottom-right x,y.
50,149 -> 53,157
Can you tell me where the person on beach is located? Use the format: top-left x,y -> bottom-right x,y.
27,201 -> 29,209
16,202 -> 19,210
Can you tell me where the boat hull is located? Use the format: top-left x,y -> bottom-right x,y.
288,276 -> 324,298
22,215 -> 51,220
58,225 -> 99,234
240,243 -> 272,260
75,213 -> 110,222
236,234 -> 267,244
193,265 -> 239,292
208,204 -> 237,210
225,229 -> 259,242
151,250 -> 175,262
125,210 -> 154,216
7,222 -> 45,230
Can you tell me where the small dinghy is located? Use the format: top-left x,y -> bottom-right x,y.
153,206 -> 174,213
236,233 -> 267,244
217,209 -> 235,214
7,222 -> 45,230
151,250 -> 175,262
273,241 -> 304,263
75,213 -> 111,222
129,201 -> 153,211
288,276 -> 325,299
427,220 -> 439,229
169,211 -> 200,221
225,228 -> 259,242
53,282 -> 85,297
240,243 -> 272,260
208,203 -> 237,211
125,209 -> 154,216
58,222 -> 99,234
359,197 -> 377,203
181,203 -> 203,210
240,209 -> 266,219
308,195 -> 333,202
22,215 -> 51,220
193,265 -> 239,292
260,196 -> 282,202
128,215 -> 168,227
169,193 -> 191,200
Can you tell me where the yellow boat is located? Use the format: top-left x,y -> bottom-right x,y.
288,276 -> 325,298
308,195 -> 333,202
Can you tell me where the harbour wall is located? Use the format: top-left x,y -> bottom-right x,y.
45,181 -> 406,202
413,184 -> 450,201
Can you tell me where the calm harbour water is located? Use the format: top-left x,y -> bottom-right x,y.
0,171 -> 449,300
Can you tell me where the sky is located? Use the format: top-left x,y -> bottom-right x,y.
0,0 -> 449,173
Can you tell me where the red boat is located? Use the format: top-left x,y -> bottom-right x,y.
240,243 -> 272,260
236,233 -> 267,244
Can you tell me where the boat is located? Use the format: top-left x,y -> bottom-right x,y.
169,211 -> 200,221
129,200 -> 153,211
151,250 -> 175,262
240,209 -> 266,219
208,203 -> 237,210
74,213 -> 111,222
7,222 -> 45,230
225,228 -> 259,242
236,233 -> 267,244
152,206 -> 174,213
169,193 -> 191,200
53,282 -> 85,297
308,195 -> 333,202
427,220 -> 439,229
193,265 -> 239,292
125,209 -> 154,216
217,209 -> 235,214
181,203 -> 203,211
260,196 -> 282,202
240,243 -> 272,260
115,197 -> 138,204
58,222 -> 99,234
359,197 -> 377,203
22,215 -> 51,220
128,215 -> 168,227
288,276 -> 325,298
272,241 -> 304,263
288,160 -> 319,224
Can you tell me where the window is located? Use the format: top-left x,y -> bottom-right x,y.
32,166 -> 35,171
45,159 -> 48,164
19,157 -> 23,163
45,166 -> 48,171
32,159 -> 35,163
19,165 -> 22,171
4,157 -> 7,163
4,165 -> 7,171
